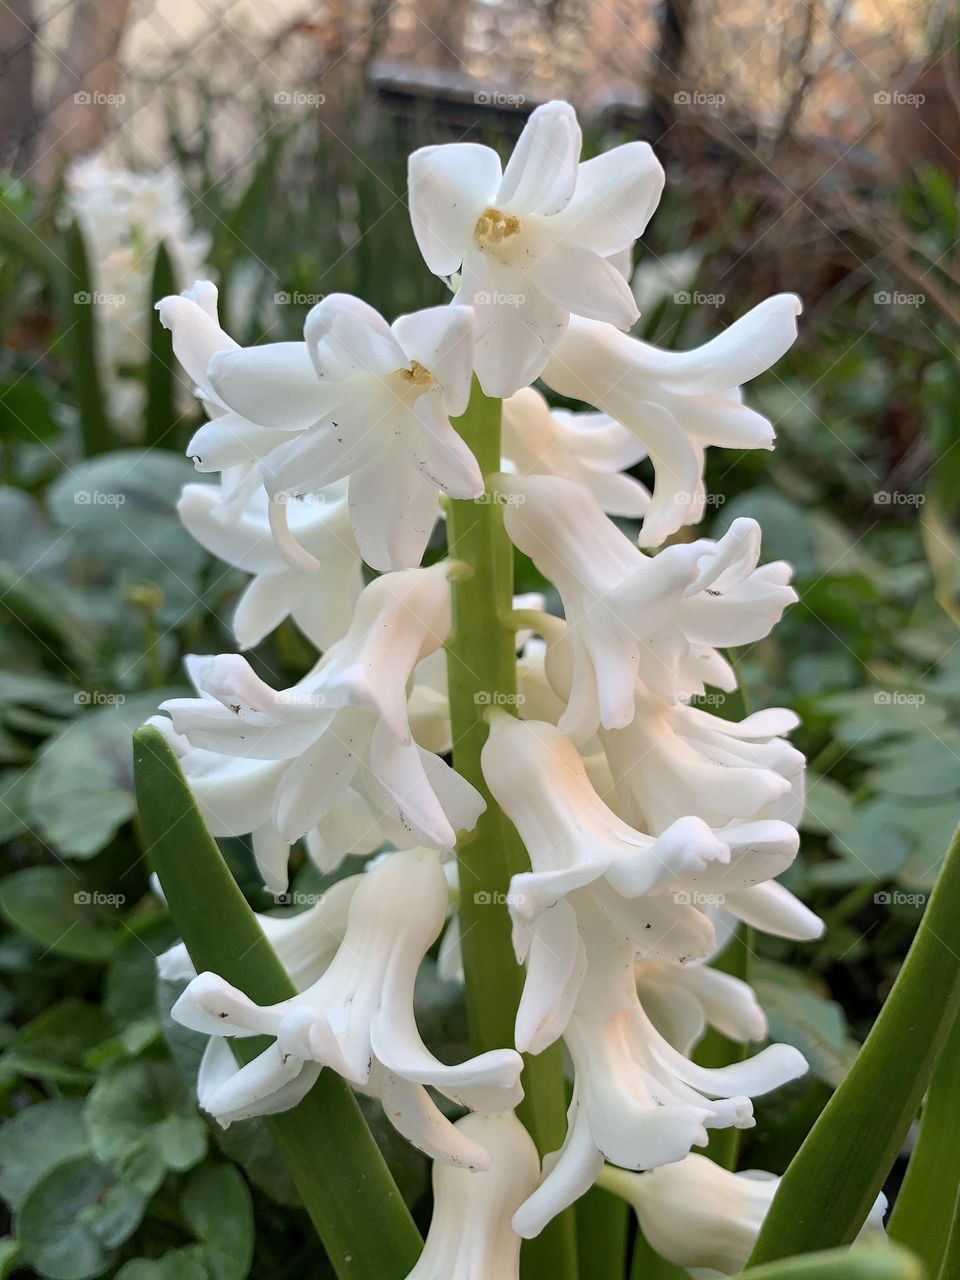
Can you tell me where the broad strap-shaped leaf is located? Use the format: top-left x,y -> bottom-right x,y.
748,821 -> 960,1265
740,1242 -> 923,1280
133,726 -> 421,1280
60,220 -> 113,457
887,1010 -> 960,1274
146,242 -> 178,450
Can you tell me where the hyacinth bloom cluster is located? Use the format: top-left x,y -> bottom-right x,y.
151,100 -> 838,1277
63,157 -> 211,425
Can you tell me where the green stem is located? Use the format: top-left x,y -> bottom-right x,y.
445,379 -> 577,1280
575,1185 -> 628,1279
133,726 -> 422,1280
748,821 -> 960,1267
888,1011 -> 960,1273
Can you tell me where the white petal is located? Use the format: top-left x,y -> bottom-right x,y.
307,294 -> 407,374
185,413 -> 297,473
392,304 -> 475,415
412,392 -> 484,499
408,142 -> 502,276
156,288 -> 236,395
722,882 -> 825,941
497,101 -> 581,216
209,342 -> 329,430
552,142 -> 665,254
348,454 -> 439,572
533,244 -> 639,328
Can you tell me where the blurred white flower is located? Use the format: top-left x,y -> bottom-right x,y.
205,295 -> 483,571
600,1153 -> 886,1277
173,849 -> 523,1166
177,479 -> 362,651
502,387 -> 649,517
499,473 -> 796,742
631,248 -> 703,313
539,294 -> 802,546
406,1111 -> 539,1279
408,100 -> 664,396
64,158 -> 211,427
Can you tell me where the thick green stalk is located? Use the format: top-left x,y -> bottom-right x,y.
888,1010 -> 960,1273
445,379 -> 577,1280
133,726 -> 422,1280
748,821 -> 960,1266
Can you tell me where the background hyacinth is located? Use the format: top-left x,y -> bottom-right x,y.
0,6 -> 958,1280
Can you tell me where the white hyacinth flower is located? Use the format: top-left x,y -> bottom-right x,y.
635,953 -> 768,1055
154,563 -> 483,890
539,295 -> 802,546
177,480 -> 362,650
406,1111 -> 539,1280
502,387 -> 649,517
172,849 -> 523,1168
499,473 -> 797,741
601,695 -> 806,836
511,891 -> 807,1238
203,295 -> 483,572
600,1153 -> 887,1277
408,100 -> 664,397
480,714 -> 800,1051
159,874 -> 360,988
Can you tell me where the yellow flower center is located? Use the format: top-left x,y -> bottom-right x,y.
399,360 -> 433,388
474,206 -> 522,249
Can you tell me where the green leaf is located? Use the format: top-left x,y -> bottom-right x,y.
26,691 -> 181,857
748,821 -> 960,1265
59,221 -> 113,457
0,1000 -> 112,1086
754,962 -> 857,1088
16,1156 -> 118,1280
740,1243 -> 923,1280
888,1012 -> 960,1274
145,243 -> 178,450
181,1163 -> 254,1280
116,1250 -> 208,1280
133,725 -> 422,1280
0,868 -> 118,959
0,1098 -> 90,1210
85,1059 -> 207,1190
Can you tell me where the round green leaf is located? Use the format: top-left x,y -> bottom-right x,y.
0,1098 -> 90,1211
0,868 -> 117,960
181,1163 -> 254,1280
17,1156 -> 116,1280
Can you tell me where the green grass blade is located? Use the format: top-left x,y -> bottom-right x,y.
145,242 -> 178,449
60,221 -> 113,456
739,1243 -> 924,1280
748,822 -> 960,1266
887,1010 -> 960,1273
132,725 -> 422,1280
